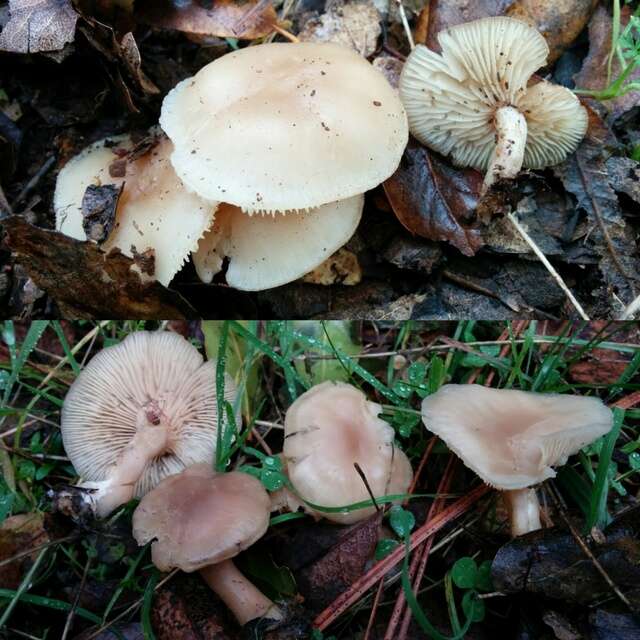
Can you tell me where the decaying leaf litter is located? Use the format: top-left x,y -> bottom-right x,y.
1,319 -> 640,639
0,0 -> 639,320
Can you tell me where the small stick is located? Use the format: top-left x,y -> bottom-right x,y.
396,0 -> 415,50
507,212 -> 590,321
619,293 -> 640,320
271,23 -> 300,42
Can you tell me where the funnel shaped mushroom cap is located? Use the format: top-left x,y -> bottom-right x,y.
192,196 -> 363,290
54,134 -> 217,286
160,42 -> 408,212
62,331 -> 238,497
399,17 -> 588,171
283,381 -> 412,524
132,465 -> 271,572
421,385 -> 613,490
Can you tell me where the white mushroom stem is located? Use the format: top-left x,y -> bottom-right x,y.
83,406 -> 170,517
200,559 -> 283,626
504,488 -> 542,537
482,106 -> 528,194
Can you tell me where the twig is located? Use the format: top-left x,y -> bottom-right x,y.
507,212 -> 590,320
271,23 -> 300,42
11,155 -> 56,208
363,578 -> 385,640
61,554 -> 92,640
619,293 -> 640,320
395,0 -> 415,50
314,483 -> 490,631
0,183 -> 13,218
0,535 -> 77,569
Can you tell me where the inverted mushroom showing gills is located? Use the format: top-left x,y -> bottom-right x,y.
160,41 -> 407,290
399,17 -> 588,192
282,381 -> 413,524
133,465 -> 282,627
54,132 -> 217,286
421,385 -> 613,536
61,331 -> 238,517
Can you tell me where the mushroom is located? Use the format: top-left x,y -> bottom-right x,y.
421,384 -> 614,536
159,41 -> 407,290
132,464 -> 282,626
282,381 -> 413,524
399,17 -> 588,192
192,197 -> 362,290
61,331 -> 238,517
54,132 -> 217,286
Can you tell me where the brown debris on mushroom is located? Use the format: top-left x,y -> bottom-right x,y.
61,331 -> 238,517
421,384 -> 613,535
282,381 -> 413,524
399,17 -> 588,193
132,464 -> 282,627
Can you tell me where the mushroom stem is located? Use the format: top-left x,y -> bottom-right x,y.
482,106 -> 527,194
200,559 -> 283,626
504,488 -> 542,536
85,418 -> 170,517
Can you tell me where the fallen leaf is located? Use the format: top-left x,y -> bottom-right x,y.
81,183 -> 122,243
383,235 -> 443,273
298,0 -> 381,58
2,216 -> 196,319
506,0 -> 599,63
573,4 -> 640,120
0,513 -> 48,590
0,0 -> 78,53
135,0 -> 277,41
383,140 -> 484,257
553,106 -> 640,315
119,32 -> 160,96
296,512 -> 382,614
420,0 -> 512,49
302,248 -> 362,286
606,156 -> 640,206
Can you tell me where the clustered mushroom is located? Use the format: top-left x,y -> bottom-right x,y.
61,330 -> 238,517
421,384 -> 613,535
54,41 -> 407,291
399,16 -> 588,192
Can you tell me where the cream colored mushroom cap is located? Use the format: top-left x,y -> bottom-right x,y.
54,134 -> 218,286
192,195 -> 363,291
133,465 -> 271,572
283,381 -> 412,524
399,17 -> 588,171
160,42 -> 408,212
61,331 -> 239,498
421,384 -> 613,490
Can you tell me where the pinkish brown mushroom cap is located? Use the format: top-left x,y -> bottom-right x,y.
283,381 -> 413,524
132,465 -> 271,572
421,384 -> 613,490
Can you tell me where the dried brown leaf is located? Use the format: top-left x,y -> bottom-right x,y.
135,0 -> 277,41
119,32 -> 160,95
0,0 -> 78,53
2,216 -> 196,319
383,140 -> 484,256
302,248 -> 362,286
553,106 -> 640,314
574,4 -> 640,120
298,0 -> 381,58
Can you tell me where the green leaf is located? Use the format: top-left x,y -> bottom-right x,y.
389,505 -> 415,538
461,591 -> 485,622
475,560 -> 493,592
141,570 -> 160,640
260,469 -> 286,492
0,489 -> 15,523
451,557 -> 477,589
375,538 -> 400,560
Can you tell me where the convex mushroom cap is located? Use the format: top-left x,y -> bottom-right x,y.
283,381 -> 413,524
61,331 -> 238,517
421,384 -> 613,535
54,133 -> 217,286
160,42 -> 408,213
399,17 -> 588,191
192,198 -> 363,290
133,464 -> 282,626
